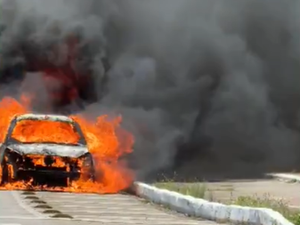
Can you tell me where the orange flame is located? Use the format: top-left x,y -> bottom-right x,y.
11,120 -> 80,144
0,94 -> 135,193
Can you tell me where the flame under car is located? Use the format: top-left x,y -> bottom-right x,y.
0,114 -> 95,186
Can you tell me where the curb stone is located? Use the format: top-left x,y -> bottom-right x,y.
267,173 -> 300,183
133,182 -> 294,225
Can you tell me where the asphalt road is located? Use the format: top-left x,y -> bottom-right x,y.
0,190 -> 217,225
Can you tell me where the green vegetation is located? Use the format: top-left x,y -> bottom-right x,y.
154,182 -> 300,225
155,182 -> 207,198
234,195 -> 300,225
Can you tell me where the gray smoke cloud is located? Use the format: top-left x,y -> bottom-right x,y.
1,0 -> 300,180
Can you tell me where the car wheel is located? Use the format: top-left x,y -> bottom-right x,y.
9,162 -> 17,182
0,160 -> 9,185
81,154 -> 95,182
81,166 -> 95,182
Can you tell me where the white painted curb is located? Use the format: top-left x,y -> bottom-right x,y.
267,173 -> 300,183
133,182 -> 294,225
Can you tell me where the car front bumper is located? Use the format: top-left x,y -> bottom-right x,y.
17,168 -> 81,180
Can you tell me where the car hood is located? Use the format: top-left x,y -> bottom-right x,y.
7,143 -> 89,158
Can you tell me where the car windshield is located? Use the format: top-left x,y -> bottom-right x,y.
10,119 -> 82,145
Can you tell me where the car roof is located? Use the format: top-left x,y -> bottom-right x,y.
15,113 -> 74,123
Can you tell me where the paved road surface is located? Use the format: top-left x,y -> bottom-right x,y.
0,190 -> 216,225
2,175 -> 298,225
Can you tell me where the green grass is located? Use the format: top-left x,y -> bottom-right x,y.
155,182 -> 207,198
154,182 -> 300,225
233,195 -> 300,225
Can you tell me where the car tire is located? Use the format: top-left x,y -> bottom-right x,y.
3,153 -> 18,184
80,153 -> 96,182
81,167 -> 96,182
0,160 -> 9,185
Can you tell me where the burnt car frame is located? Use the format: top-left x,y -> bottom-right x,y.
0,113 -> 95,186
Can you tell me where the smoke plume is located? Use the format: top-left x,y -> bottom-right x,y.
1,0 -> 300,180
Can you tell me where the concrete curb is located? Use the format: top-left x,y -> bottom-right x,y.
133,182 -> 294,225
267,173 -> 300,183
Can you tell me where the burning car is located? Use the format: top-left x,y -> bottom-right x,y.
0,113 -> 96,186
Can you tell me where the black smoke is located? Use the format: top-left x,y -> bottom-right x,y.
1,0 -> 300,180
